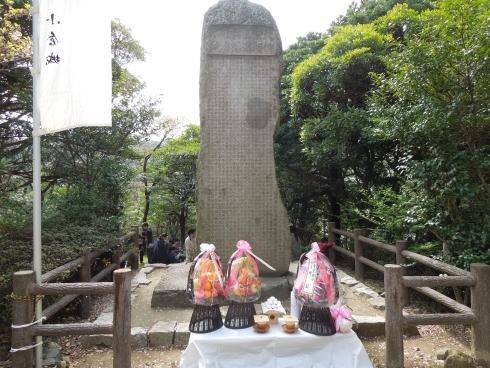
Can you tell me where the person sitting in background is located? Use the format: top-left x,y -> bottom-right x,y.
173,238 -> 186,262
150,234 -> 169,264
166,246 -> 180,264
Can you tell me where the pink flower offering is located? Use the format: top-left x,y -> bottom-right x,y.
187,243 -> 225,306
293,242 -> 339,308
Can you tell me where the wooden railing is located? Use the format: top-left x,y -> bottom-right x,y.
10,225 -> 140,368
327,222 -> 490,368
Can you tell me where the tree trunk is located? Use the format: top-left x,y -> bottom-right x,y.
143,187 -> 150,222
298,198 -> 309,229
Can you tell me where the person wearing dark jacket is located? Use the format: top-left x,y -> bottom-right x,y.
166,246 -> 180,264
141,222 -> 153,262
150,234 -> 169,264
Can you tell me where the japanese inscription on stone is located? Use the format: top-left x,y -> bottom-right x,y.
197,0 -> 290,276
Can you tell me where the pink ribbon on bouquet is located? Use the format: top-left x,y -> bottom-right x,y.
330,302 -> 353,331
234,240 -> 276,271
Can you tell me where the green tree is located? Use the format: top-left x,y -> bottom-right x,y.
141,117 -> 183,222
275,33 -> 332,231
288,24 -> 399,230
331,0 -> 433,31
1,0 -> 33,215
148,125 -> 200,241
40,20 -> 163,225
369,0 -> 490,267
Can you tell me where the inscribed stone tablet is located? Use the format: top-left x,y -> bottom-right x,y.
197,0 -> 290,276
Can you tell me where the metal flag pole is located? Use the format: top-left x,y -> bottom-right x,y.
31,0 -> 43,366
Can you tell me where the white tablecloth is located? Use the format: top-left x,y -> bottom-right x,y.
180,319 -> 373,368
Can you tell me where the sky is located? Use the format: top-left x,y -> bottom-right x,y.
112,0 -> 355,125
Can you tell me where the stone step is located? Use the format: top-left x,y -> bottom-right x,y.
80,323 -> 191,349
81,312 -> 420,349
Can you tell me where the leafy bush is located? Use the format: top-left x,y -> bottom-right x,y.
0,216 -> 123,333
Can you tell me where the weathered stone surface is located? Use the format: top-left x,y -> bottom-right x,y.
61,356 -> 72,367
197,0 -> 289,276
131,327 -> 148,348
285,272 -> 295,289
352,315 -> 386,337
353,287 -> 380,299
151,263 -> 192,308
80,334 -> 112,348
43,346 -> 62,366
351,282 -> 367,290
258,277 -> 291,302
352,315 -> 419,337
444,350 -> 474,368
94,312 -> 113,324
174,323 -> 191,346
341,277 -> 359,287
148,321 -> 176,347
368,297 -> 386,310
130,280 -> 139,292
436,348 -> 450,360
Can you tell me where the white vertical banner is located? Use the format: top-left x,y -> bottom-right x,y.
38,0 -> 112,133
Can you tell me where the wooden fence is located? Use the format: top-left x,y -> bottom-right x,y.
10,225 -> 140,368
327,222 -> 490,368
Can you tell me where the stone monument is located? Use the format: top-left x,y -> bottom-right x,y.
197,0 -> 290,276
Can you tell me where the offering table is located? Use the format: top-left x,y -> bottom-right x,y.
180,318 -> 373,368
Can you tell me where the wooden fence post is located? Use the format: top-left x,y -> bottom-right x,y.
385,264 -> 404,368
396,240 -> 409,306
130,252 -> 139,270
11,271 -> 35,368
354,229 -> 364,281
113,268 -> 131,368
327,221 -> 336,265
78,249 -> 92,318
470,263 -> 490,368
112,249 -> 122,268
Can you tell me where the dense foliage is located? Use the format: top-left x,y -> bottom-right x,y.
276,0 -> 490,268
0,13 -> 164,332
142,124 -> 200,241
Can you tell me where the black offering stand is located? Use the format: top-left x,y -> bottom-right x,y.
189,304 -> 223,333
296,252 -> 338,336
298,306 -> 336,336
187,252 -> 223,333
224,301 -> 256,329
